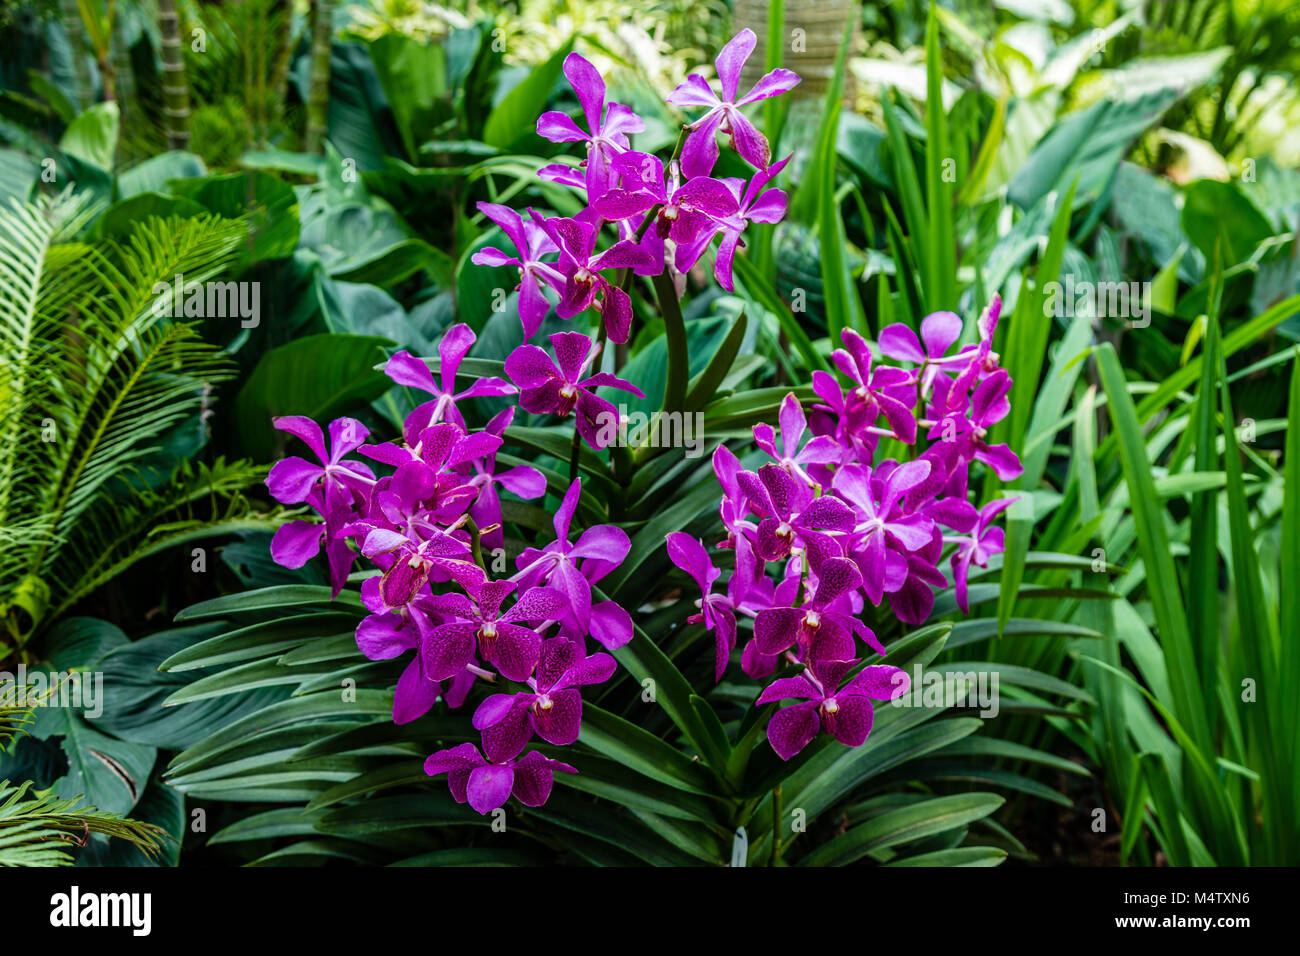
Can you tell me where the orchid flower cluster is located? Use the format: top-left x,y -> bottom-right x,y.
262,30 -> 801,815
472,28 -> 798,375
668,300 -> 1022,761
265,326 -> 637,815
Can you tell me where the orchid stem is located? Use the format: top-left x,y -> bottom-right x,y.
652,271 -> 688,413
568,427 -> 582,483
464,517 -> 486,570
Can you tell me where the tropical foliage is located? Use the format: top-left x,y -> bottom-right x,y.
0,0 -> 1295,867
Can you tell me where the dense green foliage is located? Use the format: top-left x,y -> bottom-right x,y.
0,0 -> 1295,866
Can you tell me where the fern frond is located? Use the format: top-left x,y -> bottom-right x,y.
0,203 -> 247,640
0,779 -> 167,867
49,457 -> 284,620
0,692 -> 35,749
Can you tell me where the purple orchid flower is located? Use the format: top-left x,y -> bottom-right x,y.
419,578 -> 567,683
831,329 -> 919,444
833,461 -> 936,605
667,28 -> 800,177
512,478 -> 632,649
666,532 -> 741,683
269,484 -> 359,595
928,367 -> 1023,486
950,497 -> 1017,613
362,422 -> 501,527
358,521 -> 480,610
737,463 -> 856,563
354,580 -> 477,724
425,743 -> 576,815
751,391 -> 842,491
878,310 -> 966,395
536,53 -> 645,199
466,407 -> 548,552
529,212 -> 658,344
384,325 -> 516,434
266,415 -> 375,505
504,331 -> 644,450
472,637 -> 617,761
470,202 -> 565,340
593,152 -> 739,245
753,556 -> 884,662
676,156 -> 791,291
761,659 -> 909,760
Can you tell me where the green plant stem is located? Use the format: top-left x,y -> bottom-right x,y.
464,517 -> 486,569
568,428 -> 582,484
652,272 -> 688,413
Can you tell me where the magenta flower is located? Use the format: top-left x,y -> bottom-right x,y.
383,324 -> 516,435
677,156 -> 791,291
751,391 -> 842,490
513,478 -> 632,649
928,368 -> 1023,485
833,461 -> 936,605
667,28 -> 800,177
419,578 -> 566,682
593,152 -> 739,244
878,310 -> 966,395
529,212 -> 657,344
470,202 -> 565,340
753,556 -> 884,661
831,328 -> 919,444
358,522 -> 478,610
266,415 -> 375,505
363,422 -> 500,526
666,532 -> 741,683
425,743 -> 576,815
472,637 -> 617,761
354,582 -> 477,725
536,53 -> 645,199
737,463 -> 855,563
466,407 -> 548,552
269,485 -> 359,595
760,659 -> 909,760
504,331 -> 644,450
950,497 -> 1016,613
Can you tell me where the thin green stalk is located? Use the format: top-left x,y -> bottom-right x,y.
652,272 -> 688,413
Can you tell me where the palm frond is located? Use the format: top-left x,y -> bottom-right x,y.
0,199 -> 251,643
50,457 -> 283,620
0,779 -> 167,867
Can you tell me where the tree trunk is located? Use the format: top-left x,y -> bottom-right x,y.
266,0 -> 295,149
111,4 -> 135,157
304,0 -> 333,154
158,0 -> 191,151
98,0 -> 118,102
57,0 -> 92,110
